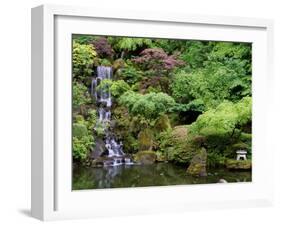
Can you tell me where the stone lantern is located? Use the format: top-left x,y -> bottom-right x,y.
236,150 -> 247,160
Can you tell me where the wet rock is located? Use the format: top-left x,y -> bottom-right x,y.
186,148 -> 207,177
225,159 -> 252,170
91,138 -> 106,159
134,151 -> 157,164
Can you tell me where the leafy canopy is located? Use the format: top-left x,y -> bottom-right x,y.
97,79 -> 131,98
72,41 -> 97,79
108,37 -> 153,52
189,97 -> 252,137
119,91 -> 175,120
133,48 -> 184,76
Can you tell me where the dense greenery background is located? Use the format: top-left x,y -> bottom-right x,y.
72,35 -> 252,168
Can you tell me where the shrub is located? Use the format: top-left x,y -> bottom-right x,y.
92,37 -> 114,58
73,135 -> 94,161
73,82 -> 91,108
117,63 -> 144,85
133,48 -> 184,76
119,91 -> 175,120
97,79 -> 130,98
73,123 -> 88,138
109,37 -> 153,52
72,41 -> 97,79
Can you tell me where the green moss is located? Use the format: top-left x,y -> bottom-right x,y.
232,142 -> 250,150
240,132 -> 252,142
154,114 -> 171,132
172,125 -> 188,141
134,150 -> 157,164
186,148 -> 207,176
138,128 -> 154,151
225,159 -> 251,170
155,151 -> 167,162
113,59 -> 125,71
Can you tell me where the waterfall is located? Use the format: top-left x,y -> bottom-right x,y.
91,66 -> 125,159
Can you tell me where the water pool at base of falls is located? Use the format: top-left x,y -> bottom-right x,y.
72,162 -> 252,190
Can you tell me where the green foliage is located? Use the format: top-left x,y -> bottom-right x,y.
189,97 -> 252,138
97,79 -> 130,98
119,91 -> 175,120
180,41 -> 212,69
73,82 -> 91,108
72,116 -> 94,161
108,37 -> 153,52
73,35 -> 96,45
73,123 -> 88,138
72,35 -> 252,168
94,121 -> 106,137
171,71 -> 194,103
73,136 -> 94,161
99,58 -> 112,66
155,126 -> 197,164
117,62 -> 144,85
110,80 -> 131,98
86,109 -> 97,130
171,62 -> 251,110
72,111 -> 96,161
72,40 -> 97,79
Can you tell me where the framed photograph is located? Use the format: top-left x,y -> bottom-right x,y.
31,4 -> 274,221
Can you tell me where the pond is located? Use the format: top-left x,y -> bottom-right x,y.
72,163 -> 252,190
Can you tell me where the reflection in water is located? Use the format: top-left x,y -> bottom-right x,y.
72,163 -> 252,190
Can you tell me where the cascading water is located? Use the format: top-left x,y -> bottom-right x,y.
91,66 -> 132,166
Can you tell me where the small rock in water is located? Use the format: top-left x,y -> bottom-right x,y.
186,148 -> 207,177
218,179 -> 228,183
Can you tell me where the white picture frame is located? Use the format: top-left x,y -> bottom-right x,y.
31,4 -> 274,221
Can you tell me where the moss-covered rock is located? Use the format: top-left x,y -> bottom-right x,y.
73,123 -> 88,138
172,125 -> 188,141
186,148 -> 207,177
155,114 -> 171,132
113,59 -> 125,72
155,151 -> 167,162
157,125 -> 195,164
134,150 -> 157,164
138,128 -> 154,151
225,159 -> 252,170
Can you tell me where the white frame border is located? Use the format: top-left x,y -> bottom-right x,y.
31,4 -> 274,221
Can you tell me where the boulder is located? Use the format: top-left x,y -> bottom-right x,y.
91,138 -> 106,159
134,150 -> 157,164
155,151 -> 167,162
138,128 -> 154,151
225,159 -> 252,170
154,114 -> 171,132
186,148 -> 207,177
172,125 -> 188,141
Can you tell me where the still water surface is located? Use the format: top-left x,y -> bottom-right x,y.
73,163 -> 251,190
